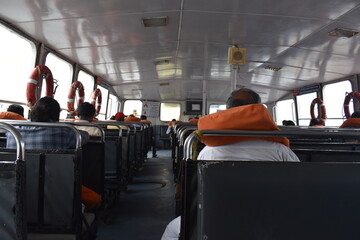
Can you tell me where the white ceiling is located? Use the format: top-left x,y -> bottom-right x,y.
2,0 -> 360,103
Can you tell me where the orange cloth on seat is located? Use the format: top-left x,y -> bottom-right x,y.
0,112 -> 26,120
339,118 -> 360,128
125,116 -> 141,122
82,185 -> 102,211
198,104 -> 289,147
141,120 -> 151,123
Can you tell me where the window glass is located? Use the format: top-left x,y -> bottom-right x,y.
209,104 -> 226,114
78,71 -> 94,102
123,100 -> 142,117
0,24 -> 36,103
160,103 -> 181,121
296,92 -> 317,126
323,80 -> 353,127
44,53 -> 73,119
96,85 -> 109,120
107,94 -> 120,119
275,99 -> 295,125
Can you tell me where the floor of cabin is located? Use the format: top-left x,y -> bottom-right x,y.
97,150 -> 176,240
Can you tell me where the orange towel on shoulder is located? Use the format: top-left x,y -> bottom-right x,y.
125,116 -> 141,122
0,112 -> 26,120
340,118 -> 360,128
198,104 -> 289,147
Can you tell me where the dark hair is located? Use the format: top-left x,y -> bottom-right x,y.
77,102 -> 95,119
30,97 -> 60,122
284,120 -> 296,126
7,104 -> 24,116
351,111 -> 360,118
226,88 -> 261,109
140,115 -> 147,120
309,118 -> 320,126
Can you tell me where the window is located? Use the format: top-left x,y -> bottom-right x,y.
44,53 -> 73,119
296,92 -> 317,126
107,94 -> 120,119
209,104 -> 226,114
96,85 -> 109,120
275,99 -> 295,125
0,24 -> 36,103
78,71 -> 94,102
160,103 -> 181,121
323,80 -> 353,127
124,100 -> 142,117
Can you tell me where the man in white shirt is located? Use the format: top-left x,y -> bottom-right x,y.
161,88 -> 299,240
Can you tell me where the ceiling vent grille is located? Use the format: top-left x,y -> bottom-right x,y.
142,16 -> 168,27
328,28 -> 359,38
154,60 -> 170,65
264,65 -> 282,71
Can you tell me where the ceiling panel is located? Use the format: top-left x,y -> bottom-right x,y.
184,0 -> 360,20
180,11 -> 330,46
0,0 -> 181,22
263,47 -> 360,75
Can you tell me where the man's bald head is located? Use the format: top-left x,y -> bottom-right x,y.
226,88 -> 261,109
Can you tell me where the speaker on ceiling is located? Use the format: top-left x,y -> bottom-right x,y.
228,46 -> 246,65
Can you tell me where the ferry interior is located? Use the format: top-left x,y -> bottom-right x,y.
2,0 -> 360,239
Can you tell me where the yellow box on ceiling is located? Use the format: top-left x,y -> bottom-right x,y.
228,47 -> 246,65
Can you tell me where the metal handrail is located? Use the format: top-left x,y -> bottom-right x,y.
184,128 -> 360,160
179,127 -> 198,146
0,122 -> 25,162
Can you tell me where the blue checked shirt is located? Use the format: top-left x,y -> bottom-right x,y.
6,126 -> 86,150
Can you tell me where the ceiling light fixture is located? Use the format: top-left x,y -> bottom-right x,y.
264,65 -> 282,71
154,60 -> 170,65
328,28 -> 359,38
142,16 -> 168,27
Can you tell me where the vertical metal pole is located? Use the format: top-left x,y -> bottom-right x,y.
202,80 -> 207,116
230,65 -> 239,92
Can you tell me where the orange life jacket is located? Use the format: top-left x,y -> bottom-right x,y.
0,112 -> 26,120
125,116 -> 141,122
141,120 -> 151,123
198,104 -> 289,147
339,118 -> 360,128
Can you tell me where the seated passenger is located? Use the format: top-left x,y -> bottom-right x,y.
140,114 -> 151,123
283,120 -> 296,126
74,102 -> 102,137
197,88 -> 299,161
340,111 -> 360,128
0,104 -> 26,120
6,97 -> 100,210
166,119 -> 182,135
114,112 -> 126,121
6,97 -> 89,149
309,118 -> 324,127
161,88 -> 299,240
